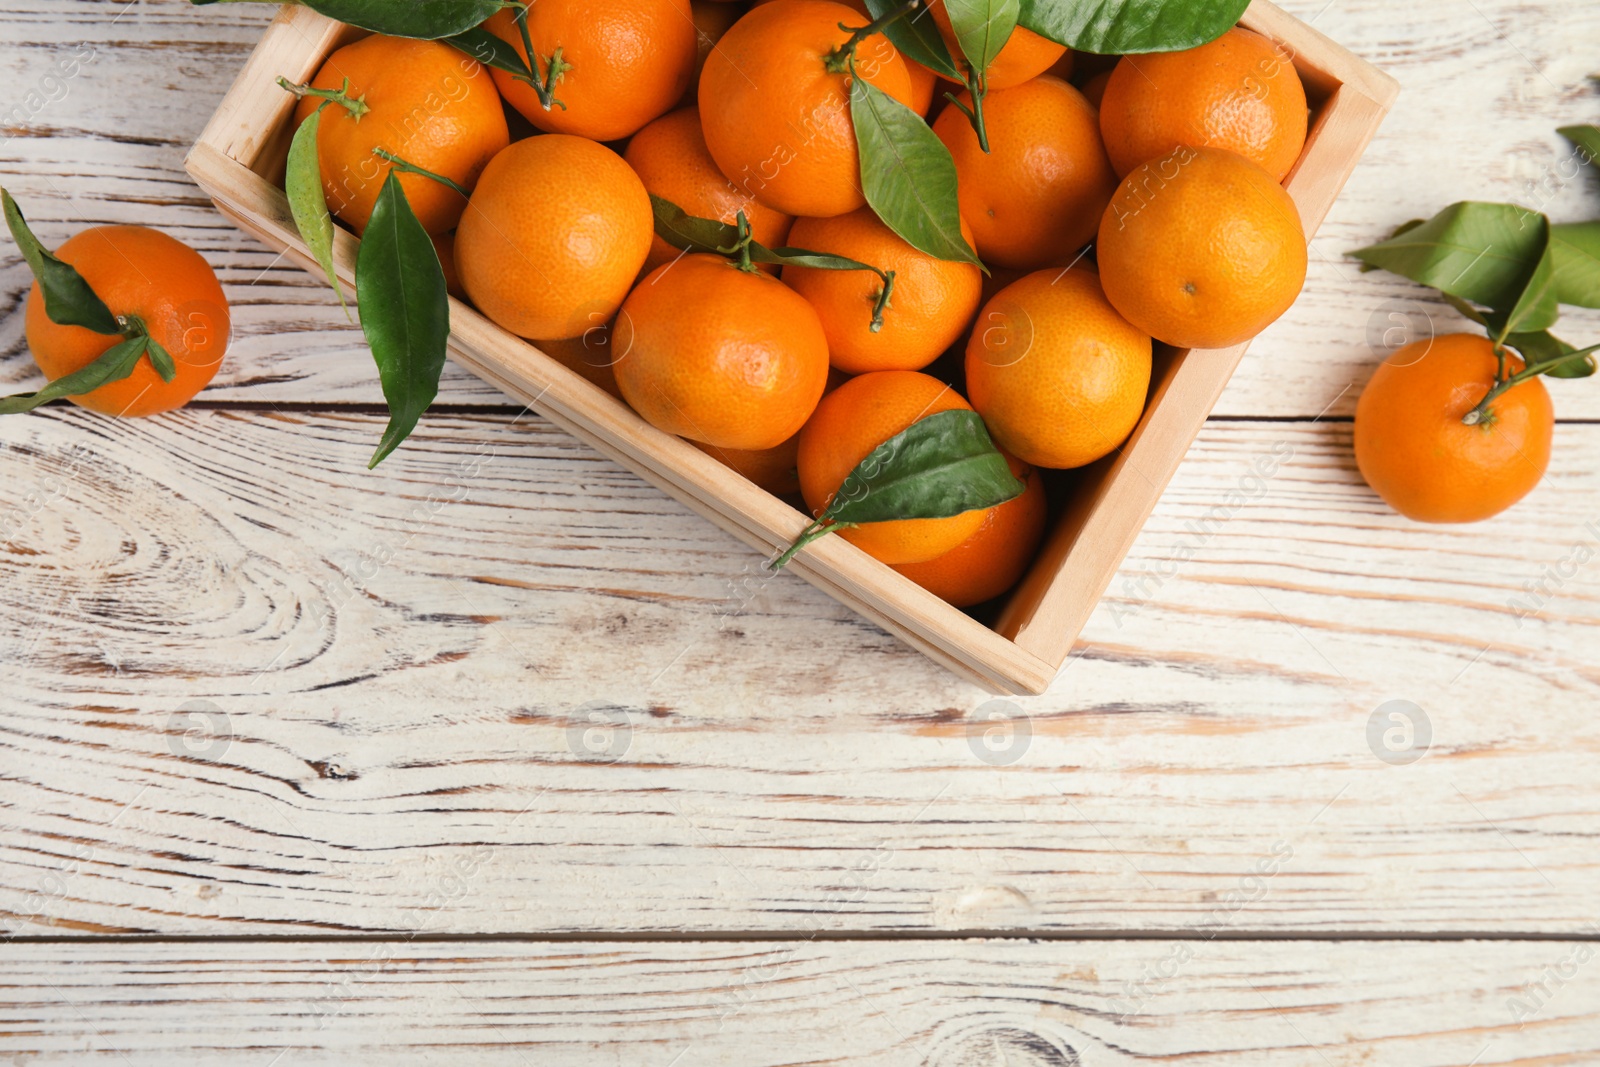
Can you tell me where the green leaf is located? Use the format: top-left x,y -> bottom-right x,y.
1558,124 -> 1600,164
760,246 -> 882,273
770,408 -> 1022,569
864,0 -> 960,79
1356,218 -> 1424,272
144,337 -> 178,383
650,195 -> 742,256
285,103 -> 348,315
1349,201 -> 1550,311
850,74 -> 981,268
192,0 -> 503,40
1441,293 -> 1488,325
356,172 -> 450,468
943,0 -> 1019,77
1507,331 -> 1595,378
444,26 -> 536,81
823,409 -> 1022,525
1550,221 -> 1600,309
0,335 -> 148,415
3,188 -> 121,335
1018,0 -> 1249,53
1492,219 -> 1559,339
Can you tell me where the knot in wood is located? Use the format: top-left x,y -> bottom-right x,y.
924,1027 -> 1078,1067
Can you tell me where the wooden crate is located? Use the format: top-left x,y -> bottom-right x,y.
185,1 -> 1397,695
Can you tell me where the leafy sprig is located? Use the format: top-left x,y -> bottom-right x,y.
359,172 -> 450,468
651,196 -> 899,332
277,84 -> 452,466
1350,123 -> 1600,424
848,56 -> 983,269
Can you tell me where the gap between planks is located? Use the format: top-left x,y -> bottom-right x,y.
11,929 -> 1600,944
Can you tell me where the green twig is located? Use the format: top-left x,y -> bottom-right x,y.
371,148 -> 471,199
717,211 -> 759,273
511,3 -> 569,111
823,0 -> 921,73
1462,341 -> 1600,425
942,69 -> 991,153
276,76 -> 368,120
538,47 -> 572,111
869,269 -> 895,333
769,518 -> 854,571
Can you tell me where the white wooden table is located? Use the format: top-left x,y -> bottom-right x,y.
3,1 -> 1599,1062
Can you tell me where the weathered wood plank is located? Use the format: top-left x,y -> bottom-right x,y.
3,0 -> 1599,416
3,939 -> 1598,1065
2,409 -> 1596,935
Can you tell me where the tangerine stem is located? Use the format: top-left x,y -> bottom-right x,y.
716,211 -> 760,273
512,4 -> 543,98
537,46 -> 572,112
371,148 -> 471,199
823,0 -> 921,73
509,4 -> 568,111
966,72 -> 991,153
869,269 -> 895,333
110,313 -> 174,381
1461,340 -> 1600,425
769,519 -> 854,571
117,311 -> 145,339
945,70 -> 991,153
276,76 -> 368,120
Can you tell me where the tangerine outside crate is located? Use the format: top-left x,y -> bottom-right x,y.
185,1 -> 1398,695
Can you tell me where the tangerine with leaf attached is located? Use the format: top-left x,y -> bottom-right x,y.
1355,333 -> 1554,524
933,75 -> 1116,270
482,0 -> 697,141
797,370 -> 990,564
25,225 -> 229,417
293,35 -> 509,236
624,106 -> 794,274
698,0 -> 916,218
784,207 -> 982,373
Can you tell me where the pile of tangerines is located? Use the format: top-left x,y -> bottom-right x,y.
282,0 -> 1310,605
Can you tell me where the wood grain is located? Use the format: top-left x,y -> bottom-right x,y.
4,939 -> 1599,1065
4,0 -> 1600,417
2,409 -> 1596,936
